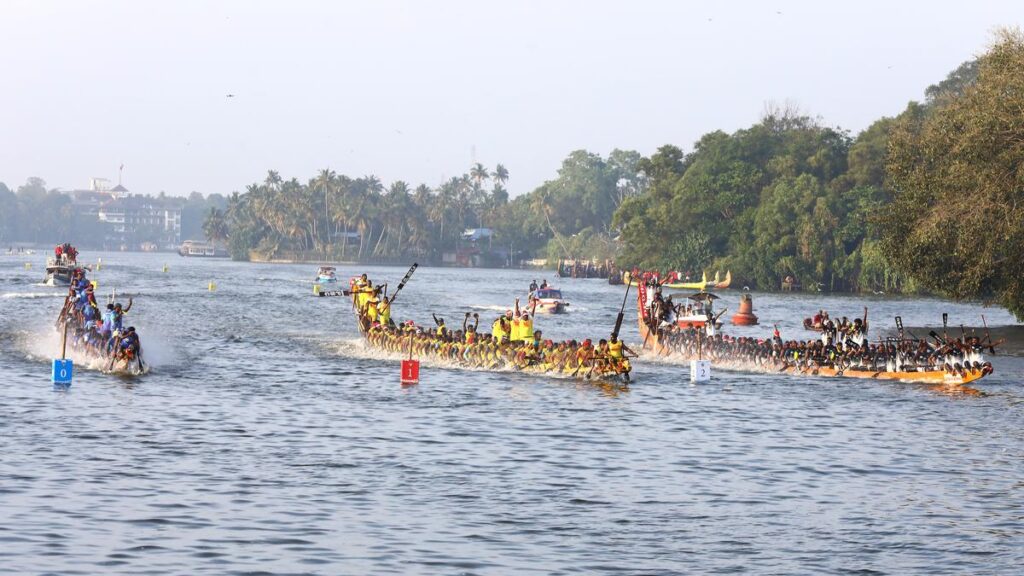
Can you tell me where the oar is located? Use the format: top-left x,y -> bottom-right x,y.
611,280 -> 632,340
387,263 -> 419,306
942,313 -> 949,342
107,336 -> 124,371
981,314 -> 996,354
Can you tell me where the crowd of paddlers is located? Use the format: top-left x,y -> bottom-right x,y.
55,267 -> 145,372
651,325 -> 993,379
350,273 -> 634,382
639,278 -> 994,380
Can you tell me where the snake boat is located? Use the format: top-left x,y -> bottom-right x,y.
636,281 -> 991,392
347,269 -> 632,385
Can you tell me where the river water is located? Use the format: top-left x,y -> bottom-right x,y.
2,252 -> 1022,575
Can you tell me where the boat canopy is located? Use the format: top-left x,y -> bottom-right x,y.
534,288 -> 563,299
687,292 -> 719,301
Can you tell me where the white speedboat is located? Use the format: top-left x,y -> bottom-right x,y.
315,266 -> 339,284
531,287 -> 569,314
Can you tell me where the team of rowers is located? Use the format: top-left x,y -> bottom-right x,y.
350,274 -> 634,382
56,268 -> 144,371
641,280 -> 993,378
654,324 -> 993,378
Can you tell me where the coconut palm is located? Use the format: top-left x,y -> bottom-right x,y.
470,163 -> 490,187
312,168 -> 336,252
203,207 -> 229,252
492,163 -> 509,187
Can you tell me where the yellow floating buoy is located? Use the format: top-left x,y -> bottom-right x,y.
208,282 -> 216,292
24,262 -> 31,269
91,280 -> 98,289
313,283 -> 321,295
162,264 -> 168,273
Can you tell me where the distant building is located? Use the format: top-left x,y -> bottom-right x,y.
69,180 -> 182,251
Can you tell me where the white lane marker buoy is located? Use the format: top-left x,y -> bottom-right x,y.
690,360 -> 711,382
690,328 -> 711,382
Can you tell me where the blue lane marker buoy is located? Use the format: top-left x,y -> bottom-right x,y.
53,318 -> 73,389
52,358 -> 73,388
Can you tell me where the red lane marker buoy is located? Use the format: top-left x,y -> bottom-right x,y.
401,359 -> 420,386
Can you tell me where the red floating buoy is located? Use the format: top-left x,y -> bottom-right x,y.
732,293 -> 759,326
401,359 -> 420,385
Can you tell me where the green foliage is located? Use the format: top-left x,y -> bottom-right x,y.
226,164 -> 517,262
613,112 -> 894,291
881,28 -> 1024,319
0,178 -> 77,244
203,207 -> 229,250
485,149 -> 647,263
543,227 -> 617,263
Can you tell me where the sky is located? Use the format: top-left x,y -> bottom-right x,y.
1,0 -> 1022,198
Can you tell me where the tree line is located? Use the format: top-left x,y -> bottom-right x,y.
218,163 -> 510,262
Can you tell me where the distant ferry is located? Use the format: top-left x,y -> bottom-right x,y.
178,240 -> 229,258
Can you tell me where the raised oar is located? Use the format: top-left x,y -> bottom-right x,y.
611,279 -> 632,340
942,313 -> 949,342
981,314 -> 996,354
387,262 -> 419,306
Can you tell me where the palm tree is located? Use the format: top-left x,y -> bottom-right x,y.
203,207 -> 229,253
313,168 -> 336,253
492,163 -> 509,187
531,185 -> 570,256
470,163 -> 490,187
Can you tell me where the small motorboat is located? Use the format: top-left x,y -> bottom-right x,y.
44,256 -> 87,286
315,266 -> 339,284
530,287 -> 569,314
671,292 -> 724,328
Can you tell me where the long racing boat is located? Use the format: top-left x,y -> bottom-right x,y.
346,269 -> 633,385
55,269 -> 147,375
636,280 -> 992,391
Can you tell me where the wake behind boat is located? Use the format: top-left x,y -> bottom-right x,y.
347,267 -> 633,384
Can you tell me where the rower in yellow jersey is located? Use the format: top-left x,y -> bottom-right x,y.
607,334 -> 635,372
378,296 -> 392,327
463,312 -> 479,344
